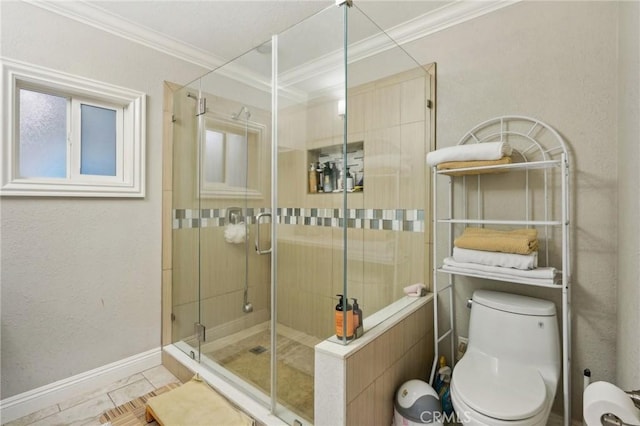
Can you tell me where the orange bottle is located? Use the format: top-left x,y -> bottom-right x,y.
335,294 -> 354,340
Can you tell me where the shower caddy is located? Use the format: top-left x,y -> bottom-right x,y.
429,116 -> 572,426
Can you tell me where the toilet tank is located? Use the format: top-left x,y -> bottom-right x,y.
468,290 -> 560,374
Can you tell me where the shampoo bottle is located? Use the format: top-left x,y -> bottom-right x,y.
323,163 -> 333,192
335,294 -> 354,340
352,298 -> 363,338
308,163 -> 317,193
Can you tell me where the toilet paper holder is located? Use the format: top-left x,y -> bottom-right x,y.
601,412 -> 639,426
600,413 -> 633,426
599,390 -> 640,426
628,390 -> 640,410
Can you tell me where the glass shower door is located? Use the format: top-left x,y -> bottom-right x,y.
171,38 -> 275,403
171,80 -> 203,362
272,4 -> 347,424
195,43 -> 275,407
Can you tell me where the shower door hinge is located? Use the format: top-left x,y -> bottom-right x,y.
171,313 -> 176,322
196,97 -> 207,116
194,322 -> 206,342
171,114 -> 176,123
426,99 -> 433,109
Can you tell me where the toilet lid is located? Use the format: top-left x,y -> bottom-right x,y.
452,351 -> 547,420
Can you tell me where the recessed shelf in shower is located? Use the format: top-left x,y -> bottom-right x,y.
307,141 -> 364,194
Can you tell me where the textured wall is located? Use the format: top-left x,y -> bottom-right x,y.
404,1 -> 621,420
616,0 -> 640,391
0,2 -> 206,398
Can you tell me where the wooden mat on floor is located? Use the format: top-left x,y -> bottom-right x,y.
99,383 -> 180,425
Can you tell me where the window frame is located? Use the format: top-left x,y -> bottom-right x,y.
199,113 -> 266,200
1,57 -> 146,197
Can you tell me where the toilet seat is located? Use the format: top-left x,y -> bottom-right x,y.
451,351 -> 547,421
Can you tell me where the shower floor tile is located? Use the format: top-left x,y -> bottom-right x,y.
204,326 -> 320,423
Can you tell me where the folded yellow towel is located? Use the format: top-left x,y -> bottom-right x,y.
437,156 -> 512,176
454,227 -> 538,255
145,378 -> 253,425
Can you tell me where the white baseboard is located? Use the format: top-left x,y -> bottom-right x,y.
0,347 -> 162,423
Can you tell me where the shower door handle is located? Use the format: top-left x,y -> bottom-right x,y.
255,212 -> 272,255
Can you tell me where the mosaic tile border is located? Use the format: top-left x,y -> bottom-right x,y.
173,208 -> 424,232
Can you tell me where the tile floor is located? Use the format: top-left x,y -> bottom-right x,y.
3,365 -> 181,426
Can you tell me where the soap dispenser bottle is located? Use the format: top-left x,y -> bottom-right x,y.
335,294 -> 354,340
352,298 -> 363,338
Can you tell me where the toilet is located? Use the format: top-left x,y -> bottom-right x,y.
450,290 -> 561,426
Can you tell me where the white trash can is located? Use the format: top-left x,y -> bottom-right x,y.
393,380 -> 444,426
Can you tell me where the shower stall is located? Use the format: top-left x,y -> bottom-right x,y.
166,2 -> 433,424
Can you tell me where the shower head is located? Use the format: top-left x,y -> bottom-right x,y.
232,106 -> 251,120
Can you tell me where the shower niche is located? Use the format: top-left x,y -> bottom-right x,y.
306,141 -> 364,194
164,2 -> 434,425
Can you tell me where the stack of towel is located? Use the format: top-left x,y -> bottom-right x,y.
442,227 -> 557,285
426,141 -> 513,175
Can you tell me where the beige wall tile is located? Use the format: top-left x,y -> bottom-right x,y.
401,77 -> 426,125
346,382 -> 376,426
369,83 -> 402,131
346,344 -> 377,403
374,365 -> 398,426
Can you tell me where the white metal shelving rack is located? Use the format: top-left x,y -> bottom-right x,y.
429,116 -> 571,426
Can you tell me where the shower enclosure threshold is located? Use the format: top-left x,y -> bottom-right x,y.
165,343 -> 291,425
165,322 -> 319,426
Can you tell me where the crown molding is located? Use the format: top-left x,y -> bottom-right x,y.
279,0 -> 520,89
25,0 -> 310,102
24,0 -> 226,70
26,0 -> 519,101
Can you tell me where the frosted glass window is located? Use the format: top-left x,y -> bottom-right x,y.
226,132 -> 247,188
2,58 -> 146,197
18,89 -> 67,178
80,104 -> 117,176
203,130 -> 247,188
204,130 -> 224,183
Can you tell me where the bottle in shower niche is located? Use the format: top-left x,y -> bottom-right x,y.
335,294 -> 354,340
346,167 -> 354,191
308,163 -> 318,194
316,162 -> 324,192
323,163 -> 333,192
352,298 -> 363,338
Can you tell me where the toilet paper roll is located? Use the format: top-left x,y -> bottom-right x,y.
584,381 -> 640,426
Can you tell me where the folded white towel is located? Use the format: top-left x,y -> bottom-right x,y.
453,247 -> 538,270
426,141 -> 512,167
442,258 -> 557,284
404,283 -> 427,297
